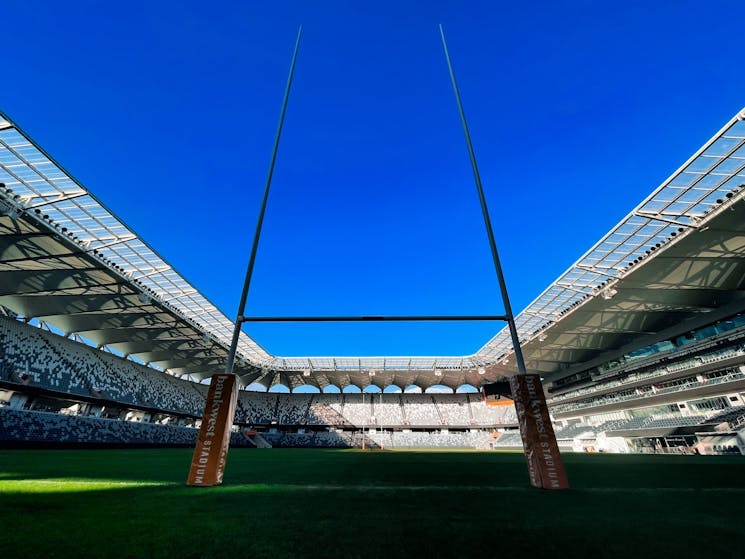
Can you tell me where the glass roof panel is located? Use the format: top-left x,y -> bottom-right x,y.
703,136 -> 741,157
477,108 -> 745,363
714,158 -> 745,175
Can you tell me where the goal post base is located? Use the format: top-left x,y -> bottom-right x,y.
509,374 -> 569,490
186,373 -> 239,487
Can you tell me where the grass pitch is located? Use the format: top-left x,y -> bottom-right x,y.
1,449 -> 744,559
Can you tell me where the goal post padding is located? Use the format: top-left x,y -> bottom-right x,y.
187,373 -> 238,487
509,374 -> 569,490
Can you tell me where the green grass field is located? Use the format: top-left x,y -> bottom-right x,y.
1,449 -> 744,558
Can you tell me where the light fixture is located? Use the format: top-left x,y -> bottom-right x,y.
601,287 -> 618,300
538,333 -> 547,342
303,369 -> 311,378
434,369 -> 442,377
368,370 -> 376,377
477,367 -> 486,375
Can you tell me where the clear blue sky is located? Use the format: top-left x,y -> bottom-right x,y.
3,1 -> 744,357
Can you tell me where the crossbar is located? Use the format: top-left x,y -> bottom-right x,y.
240,315 -> 509,323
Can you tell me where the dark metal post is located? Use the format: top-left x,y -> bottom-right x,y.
438,24 -> 527,375
224,26 -> 303,374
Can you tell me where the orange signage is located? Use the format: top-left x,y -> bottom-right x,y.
485,399 -> 514,407
509,374 -> 569,490
187,373 -> 239,487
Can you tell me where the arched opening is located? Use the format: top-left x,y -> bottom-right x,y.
244,382 -> 268,392
456,384 -> 479,393
293,384 -> 320,394
425,385 -> 454,394
268,384 -> 290,393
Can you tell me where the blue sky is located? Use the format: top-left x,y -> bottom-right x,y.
3,1 -> 745,359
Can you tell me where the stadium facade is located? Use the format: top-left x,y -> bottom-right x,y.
1,108 -> 745,455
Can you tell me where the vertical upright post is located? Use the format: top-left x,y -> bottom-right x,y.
188,26 -> 302,487
225,25 -> 303,375
439,25 -> 568,489
438,24 -> 526,375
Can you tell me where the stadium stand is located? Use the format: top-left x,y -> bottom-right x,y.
260,430 -> 494,449
262,431 -> 356,448
2,306 -> 743,454
232,390 -> 514,428
367,430 -> 490,448
0,282 -> 745,458
492,432 -> 523,447
0,316 -> 207,416
3,308 -> 743,453
551,370 -> 745,414
0,407 -> 251,447
0,315 -> 517,449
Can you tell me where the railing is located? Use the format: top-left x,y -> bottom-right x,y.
552,371 -> 745,414
549,345 -> 745,404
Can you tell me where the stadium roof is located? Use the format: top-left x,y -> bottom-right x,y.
483,107 -> 745,378
0,107 -> 744,390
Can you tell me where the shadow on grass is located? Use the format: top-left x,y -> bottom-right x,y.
1,473 -> 744,559
3,449 -> 745,559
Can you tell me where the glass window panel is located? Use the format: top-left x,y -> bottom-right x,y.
685,156 -> 720,174
668,172 -> 700,187
665,200 -> 696,214
692,173 -> 726,189
703,136 -> 741,157
724,120 -> 745,138
721,176 -> 745,191
713,158 -> 745,175
730,144 -> 745,159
